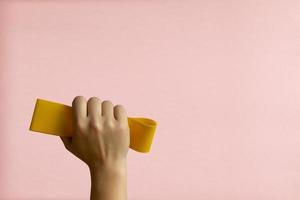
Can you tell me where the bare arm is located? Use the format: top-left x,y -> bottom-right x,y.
89,162 -> 127,200
60,96 -> 130,200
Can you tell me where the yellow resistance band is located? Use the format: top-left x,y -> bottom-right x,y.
29,98 -> 157,153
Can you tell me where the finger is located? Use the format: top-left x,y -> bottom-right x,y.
114,104 -> 128,123
60,136 -> 72,150
87,97 -> 102,119
72,96 -> 87,124
101,100 -> 114,120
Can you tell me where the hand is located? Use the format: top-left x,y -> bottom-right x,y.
60,96 -> 130,170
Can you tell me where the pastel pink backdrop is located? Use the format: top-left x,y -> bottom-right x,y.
1,1 -> 300,199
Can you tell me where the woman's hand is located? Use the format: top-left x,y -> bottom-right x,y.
60,96 -> 130,170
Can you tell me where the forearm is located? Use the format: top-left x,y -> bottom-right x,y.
89,162 -> 127,200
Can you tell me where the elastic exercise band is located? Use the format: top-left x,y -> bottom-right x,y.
29,98 -> 157,153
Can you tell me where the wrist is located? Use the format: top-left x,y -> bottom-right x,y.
89,160 -> 127,200
89,160 -> 127,178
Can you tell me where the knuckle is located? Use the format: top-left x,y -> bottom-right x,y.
118,122 -> 129,131
115,104 -> 124,110
89,120 -> 102,131
115,104 -> 127,116
76,120 -> 86,132
102,100 -> 113,105
104,120 -> 115,129
73,96 -> 86,106
88,96 -> 100,104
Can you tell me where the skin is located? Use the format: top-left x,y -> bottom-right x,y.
60,96 -> 130,200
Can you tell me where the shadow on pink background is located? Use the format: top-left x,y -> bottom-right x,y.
1,1 -> 300,199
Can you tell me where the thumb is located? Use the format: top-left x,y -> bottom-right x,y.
60,136 -> 72,151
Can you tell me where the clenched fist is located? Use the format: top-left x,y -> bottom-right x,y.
60,96 -> 130,171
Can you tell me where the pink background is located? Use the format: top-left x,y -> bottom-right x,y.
1,1 -> 300,199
